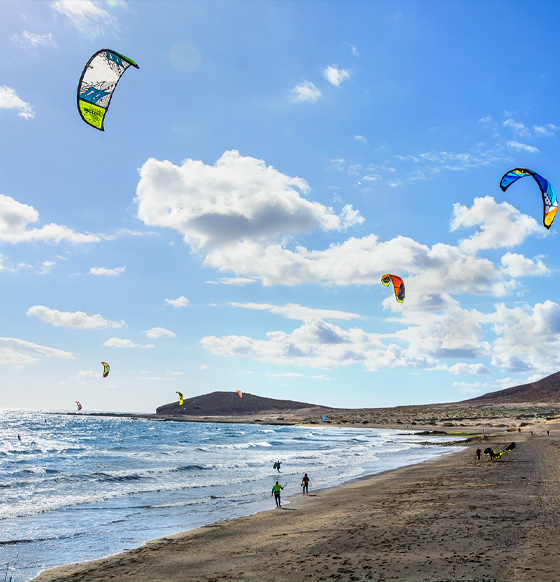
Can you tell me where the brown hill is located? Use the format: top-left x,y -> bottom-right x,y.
461,371 -> 560,405
155,391 -> 333,417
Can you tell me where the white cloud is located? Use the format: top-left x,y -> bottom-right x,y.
201,318 -> 438,371
165,296 -> 189,308
451,196 -> 542,253
0,194 -> 99,244
503,118 -> 529,137
40,261 -> 55,274
500,252 -> 549,277
288,81 -> 321,103
506,141 -> 539,154
73,369 -> 98,382
354,135 -> 367,144
144,327 -> 176,339
0,337 -> 73,366
207,277 -> 256,286
51,0 -> 116,36
230,302 -> 362,321
322,65 -> 351,87
0,86 -> 35,120
448,363 -> 490,375
533,124 -> 560,137
90,266 -> 125,276
26,306 -> 125,329
490,301 -> 560,373
166,370 -> 183,376
12,31 -> 57,48
103,338 -> 155,348
136,151 -> 360,252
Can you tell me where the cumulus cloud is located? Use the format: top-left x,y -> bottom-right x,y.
0,337 -> 73,366
0,86 -> 35,119
288,81 -> 321,103
448,363 -> 490,375
144,327 -> 176,339
500,252 -> 549,277
490,301 -> 560,373
165,296 -> 189,308
136,150 -> 361,252
322,65 -> 351,87
0,194 -> 99,244
51,0 -> 116,36
103,338 -> 155,348
90,266 -> 125,276
26,306 -> 125,329
202,318 -> 438,371
451,196 -> 542,253
12,31 -> 57,48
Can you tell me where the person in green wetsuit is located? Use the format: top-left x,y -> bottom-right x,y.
271,481 -> 284,507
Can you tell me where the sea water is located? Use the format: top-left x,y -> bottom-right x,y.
0,409 -> 464,582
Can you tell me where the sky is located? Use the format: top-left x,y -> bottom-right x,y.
2,0 -> 560,413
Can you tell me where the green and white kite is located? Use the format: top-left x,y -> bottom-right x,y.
77,49 -> 139,131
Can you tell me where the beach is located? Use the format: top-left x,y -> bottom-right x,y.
32,430 -> 560,582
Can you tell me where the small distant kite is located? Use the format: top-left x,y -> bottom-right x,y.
484,442 -> 516,461
77,49 -> 139,131
176,391 -> 184,406
381,274 -> 405,303
500,168 -> 557,229
321,416 -> 327,422
76,401 -> 82,411
236,390 -> 243,398
101,362 -> 110,378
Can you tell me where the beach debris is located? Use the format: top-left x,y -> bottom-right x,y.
101,361 -> 110,378
77,49 -> 139,131
483,442 -> 516,461
176,391 -> 184,406
500,168 -> 557,229
381,274 -> 405,303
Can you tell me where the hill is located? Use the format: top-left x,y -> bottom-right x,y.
155,391 -> 333,417
461,371 -> 560,405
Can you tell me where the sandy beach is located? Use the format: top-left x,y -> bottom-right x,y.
32,429 -> 560,582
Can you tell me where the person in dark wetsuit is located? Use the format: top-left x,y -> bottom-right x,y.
301,473 -> 309,495
271,481 -> 283,507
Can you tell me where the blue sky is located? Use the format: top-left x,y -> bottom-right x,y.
2,0 -> 560,413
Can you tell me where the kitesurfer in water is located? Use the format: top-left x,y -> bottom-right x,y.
276,460 -> 281,473
272,481 -> 283,507
301,473 -> 309,495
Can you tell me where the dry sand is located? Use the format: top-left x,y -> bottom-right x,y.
32,431 -> 560,582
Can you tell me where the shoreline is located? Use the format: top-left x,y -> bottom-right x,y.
32,430 -> 560,582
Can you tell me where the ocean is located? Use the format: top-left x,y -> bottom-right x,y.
0,409 -> 464,582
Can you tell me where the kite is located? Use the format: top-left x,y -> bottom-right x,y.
76,401 -> 82,411
236,390 -> 243,398
101,361 -> 110,378
77,49 -> 139,131
176,391 -> 184,406
321,416 -> 327,422
483,442 -> 516,461
500,168 -> 558,229
381,274 -> 405,303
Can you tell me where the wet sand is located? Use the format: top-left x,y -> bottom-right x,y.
33,432 -> 560,582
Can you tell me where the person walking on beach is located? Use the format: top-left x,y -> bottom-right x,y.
476,447 -> 481,460
301,473 -> 309,495
272,481 -> 283,507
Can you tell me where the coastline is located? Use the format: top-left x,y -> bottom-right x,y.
32,430 -> 560,582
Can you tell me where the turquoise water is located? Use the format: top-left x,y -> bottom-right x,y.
0,409 -> 462,581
